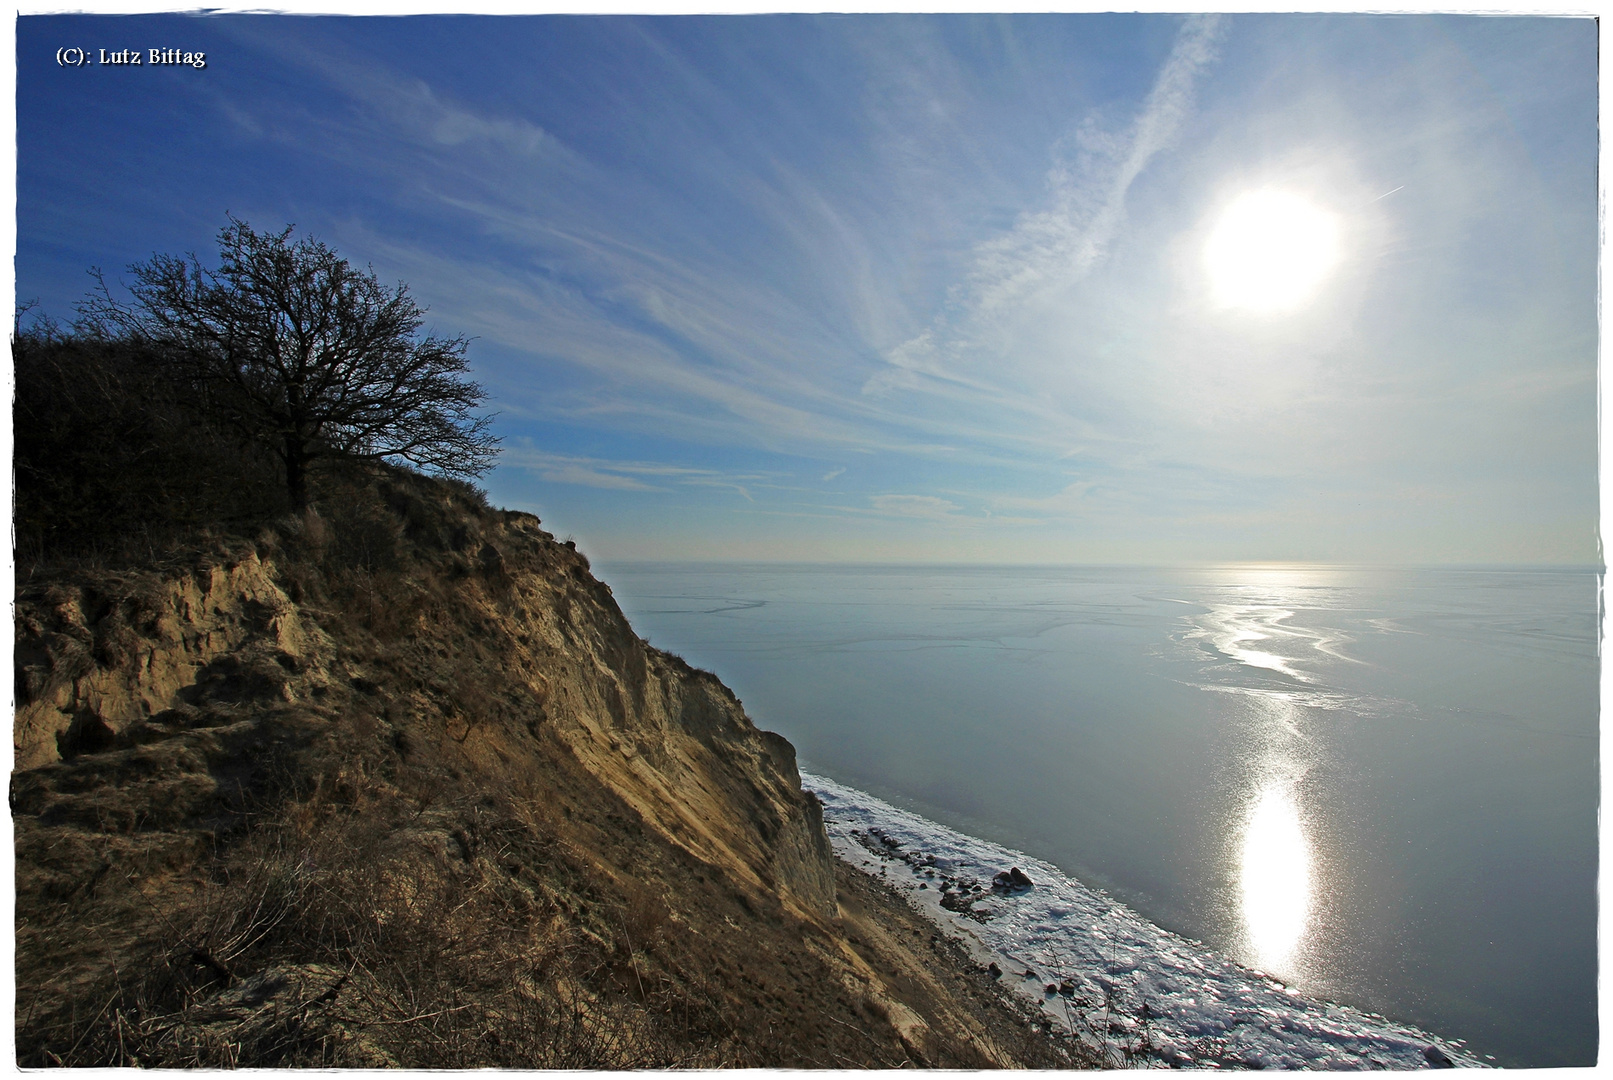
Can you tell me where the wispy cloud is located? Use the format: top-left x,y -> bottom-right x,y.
967,16 -> 1224,315
220,26 -> 569,165
334,66 -> 559,160
535,464 -> 659,491
503,447 -> 772,501
219,19 -> 1200,478
77,14 -> 1586,565
870,15 -> 1225,395
869,494 -> 965,519
986,480 -> 1099,516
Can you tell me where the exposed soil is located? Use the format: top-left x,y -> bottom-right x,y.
14,467 -> 1087,1068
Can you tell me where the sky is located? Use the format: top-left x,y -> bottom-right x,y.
15,13 -> 1600,564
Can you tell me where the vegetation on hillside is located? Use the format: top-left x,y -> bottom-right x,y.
13,322 -> 284,564
17,218 -> 498,565
13,469 -> 1083,1067
12,231 -> 1097,1068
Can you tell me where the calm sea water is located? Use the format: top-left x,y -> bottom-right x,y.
596,563 -> 1599,1067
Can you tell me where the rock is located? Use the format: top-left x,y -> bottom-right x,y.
1045,983 -> 1058,995
1422,1045 -> 1456,1069
991,866 -> 1034,891
476,542 -> 507,576
987,962 -> 1002,979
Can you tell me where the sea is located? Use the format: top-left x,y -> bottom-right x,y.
595,563 -> 1599,1067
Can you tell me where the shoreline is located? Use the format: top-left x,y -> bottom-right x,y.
807,772 -> 1487,1069
824,854 -> 1096,1067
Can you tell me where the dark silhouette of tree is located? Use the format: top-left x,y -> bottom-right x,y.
78,217 -> 499,509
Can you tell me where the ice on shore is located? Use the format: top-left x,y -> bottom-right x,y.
805,772 -> 1485,1070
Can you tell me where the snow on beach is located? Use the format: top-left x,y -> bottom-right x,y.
805,772 -> 1485,1070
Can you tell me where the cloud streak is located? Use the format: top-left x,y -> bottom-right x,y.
871,15 -> 1225,392
18,14 -> 1591,563
869,494 -> 966,520
503,447 -> 774,501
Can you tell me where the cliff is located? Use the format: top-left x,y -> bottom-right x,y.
13,468 -> 1070,1067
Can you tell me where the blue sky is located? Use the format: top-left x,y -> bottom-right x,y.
16,14 -> 1598,564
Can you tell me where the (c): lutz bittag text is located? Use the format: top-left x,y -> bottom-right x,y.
57,47 -> 207,68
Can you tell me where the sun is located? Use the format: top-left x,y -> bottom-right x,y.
1204,190 -> 1341,314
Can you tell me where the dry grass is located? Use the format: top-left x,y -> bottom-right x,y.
15,466 -> 1090,1070
17,771 -> 757,1068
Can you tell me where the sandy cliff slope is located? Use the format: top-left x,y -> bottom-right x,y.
13,468 -> 1075,1067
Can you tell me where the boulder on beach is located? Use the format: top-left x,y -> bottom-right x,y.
991,867 -> 1034,891
1422,1045 -> 1456,1069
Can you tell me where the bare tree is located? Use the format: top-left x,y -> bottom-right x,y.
78,217 -> 499,509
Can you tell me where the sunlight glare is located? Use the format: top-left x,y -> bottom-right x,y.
1205,190 -> 1341,314
1239,779 -> 1312,970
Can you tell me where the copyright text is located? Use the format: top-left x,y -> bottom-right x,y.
57,47 -> 207,69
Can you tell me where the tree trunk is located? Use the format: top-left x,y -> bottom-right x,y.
284,442 -> 308,510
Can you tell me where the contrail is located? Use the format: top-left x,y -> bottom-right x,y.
867,13 -> 1226,401
1369,185 -> 1405,203
918,14 -> 1227,323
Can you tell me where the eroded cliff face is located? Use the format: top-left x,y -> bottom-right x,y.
14,470 -> 1055,1068
14,495 -> 832,921
468,525 -> 837,921
15,552 -> 314,771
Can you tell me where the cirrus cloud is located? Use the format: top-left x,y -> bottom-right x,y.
870,494 -> 964,519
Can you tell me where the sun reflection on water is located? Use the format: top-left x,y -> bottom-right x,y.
1187,570 -> 1346,981
1239,776 -> 1311,972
